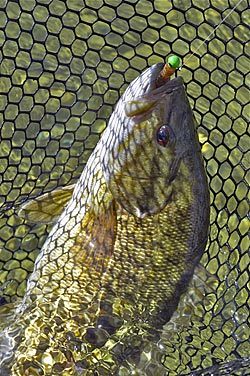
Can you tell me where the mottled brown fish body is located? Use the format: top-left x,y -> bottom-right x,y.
1,64 -> 209,375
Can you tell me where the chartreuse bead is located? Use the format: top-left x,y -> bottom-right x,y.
167,55 -> 181,69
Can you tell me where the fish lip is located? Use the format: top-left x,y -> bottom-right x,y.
122,64 -> 183,104
149,76 -> 184,95
143,63 -> 184,96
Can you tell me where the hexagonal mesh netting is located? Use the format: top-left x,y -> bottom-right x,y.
0,0 -> 249,375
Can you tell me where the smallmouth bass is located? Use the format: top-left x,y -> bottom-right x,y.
0,63 -> 210,375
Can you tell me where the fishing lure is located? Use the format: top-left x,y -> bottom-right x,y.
125,55 -> 181,118
156,55 -> 181,87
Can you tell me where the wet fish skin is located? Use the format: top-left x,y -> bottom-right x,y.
1,63 -> 210,375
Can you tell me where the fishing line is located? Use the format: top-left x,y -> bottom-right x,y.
179,0 -> 244,69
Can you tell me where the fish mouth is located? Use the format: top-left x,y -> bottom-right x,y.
141,63 -> 184,96
122,64 -> 184,117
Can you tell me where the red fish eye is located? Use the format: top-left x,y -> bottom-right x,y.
156,125 -> 170,147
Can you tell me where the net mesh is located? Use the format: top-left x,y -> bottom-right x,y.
0,0 -> 249,375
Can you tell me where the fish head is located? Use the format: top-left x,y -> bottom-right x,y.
100,63 -> 203,218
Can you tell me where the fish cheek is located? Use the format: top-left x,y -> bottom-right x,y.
105,146 -> 176,218
106,172 -> 173,218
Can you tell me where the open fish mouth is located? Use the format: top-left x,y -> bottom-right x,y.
135,64 -> 183,97
123,64 -> 184,106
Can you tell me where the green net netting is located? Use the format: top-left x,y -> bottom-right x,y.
0,0 -> 249,375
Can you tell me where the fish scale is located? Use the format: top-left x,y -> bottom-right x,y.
1,64 -> 209,375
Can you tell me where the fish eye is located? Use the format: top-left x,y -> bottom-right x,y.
156,125 -> 170,147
